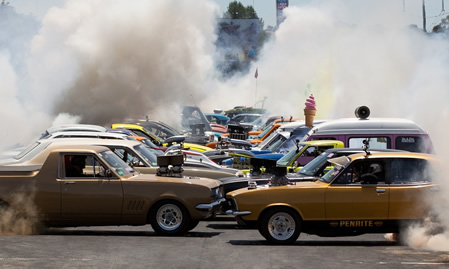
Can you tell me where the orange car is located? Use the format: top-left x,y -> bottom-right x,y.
248,123 -> 282,145
248,117 -> 302,136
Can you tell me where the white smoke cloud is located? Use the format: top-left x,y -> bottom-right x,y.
26,0 -> 220,128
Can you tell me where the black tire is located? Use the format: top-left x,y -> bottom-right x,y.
149,200 -> 191,236
188,220 -> 200,231
258,207 -> 301,245
236,217 -> 257,228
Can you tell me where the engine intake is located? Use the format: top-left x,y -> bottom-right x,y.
156,154 -> 184,177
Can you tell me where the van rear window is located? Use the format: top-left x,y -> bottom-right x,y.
395,136 -> 427,153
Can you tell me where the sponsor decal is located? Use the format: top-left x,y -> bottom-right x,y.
374,221 -> 383,227
329,220 -> 384,228
401,137 -> 416,143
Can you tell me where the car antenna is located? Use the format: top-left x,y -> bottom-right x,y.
295,139 -> 300,153
363,140 -> 371,156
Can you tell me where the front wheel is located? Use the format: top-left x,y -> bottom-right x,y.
149,201 -> 190,236
258,208 -> 301,245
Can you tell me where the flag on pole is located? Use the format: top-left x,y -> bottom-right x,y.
254,68 -> 258,79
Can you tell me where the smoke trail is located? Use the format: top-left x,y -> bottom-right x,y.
0,190 -> 42,235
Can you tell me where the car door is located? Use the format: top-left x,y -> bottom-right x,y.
60,153 -> 123,225
325,159 -> 389,220
388,158 -> 436,220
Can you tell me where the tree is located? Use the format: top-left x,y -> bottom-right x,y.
223,1 -> 265,38
224,1 -> 258,19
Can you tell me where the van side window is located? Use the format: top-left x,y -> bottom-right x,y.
348,137 -> 390,149
312,137 -> 336,141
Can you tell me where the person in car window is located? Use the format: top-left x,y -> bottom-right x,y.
66,155 -> 87,177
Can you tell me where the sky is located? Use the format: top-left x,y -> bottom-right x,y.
2,0 -> 449,250
9,0 -> 449,32
216,0 -> 449,31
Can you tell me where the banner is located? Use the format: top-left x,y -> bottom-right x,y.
276,0 -> 289,26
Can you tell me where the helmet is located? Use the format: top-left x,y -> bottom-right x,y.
370,163 -> 382,174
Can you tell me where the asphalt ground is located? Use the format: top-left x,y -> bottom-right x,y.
0,216 -> 448,269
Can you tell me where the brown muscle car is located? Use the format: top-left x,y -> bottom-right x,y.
0,144 -> 224,235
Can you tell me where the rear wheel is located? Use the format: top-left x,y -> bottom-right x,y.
259,208 -> 301,245
149,201 -> 190,236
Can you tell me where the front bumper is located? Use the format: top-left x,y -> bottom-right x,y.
225,209 -> 252,216
196,198 -> 226,211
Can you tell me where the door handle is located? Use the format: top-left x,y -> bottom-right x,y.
376,189 -> 386,193
64,181 -> 76,184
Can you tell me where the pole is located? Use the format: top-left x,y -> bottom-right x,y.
255,79 -> 257,107
422,0 -> 427,33
254,67 -> 258,107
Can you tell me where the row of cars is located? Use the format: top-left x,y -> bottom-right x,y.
0,106 -> 442,245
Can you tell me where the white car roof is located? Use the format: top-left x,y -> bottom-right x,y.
8,138 -> 145,165
43,124 -> 107,136
47,131 -> 132,140
307,118 -> 427,136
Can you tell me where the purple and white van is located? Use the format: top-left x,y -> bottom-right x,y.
303,107 -> 434,154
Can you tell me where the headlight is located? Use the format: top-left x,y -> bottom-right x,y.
211,187 -> 219,200
211,186 -> 224,200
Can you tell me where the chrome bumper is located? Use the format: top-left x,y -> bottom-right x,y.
225,209 -> 252,216
196,198 -> 226,211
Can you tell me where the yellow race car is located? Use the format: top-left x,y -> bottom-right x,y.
111,123 -> 211,152
226,151 -> 439,244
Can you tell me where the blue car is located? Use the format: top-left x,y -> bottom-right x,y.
205,113 -> 230,126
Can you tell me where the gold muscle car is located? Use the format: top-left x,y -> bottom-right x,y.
226,151 -> 439,244
0,144 -> 224,235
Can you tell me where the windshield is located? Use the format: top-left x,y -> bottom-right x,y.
266,135 -> 287,152
39,131 -> 50,140
181,106 -> 212,132
143,122 -> 181,138
14,142 -> 41,160
319,156 -> 351,183
320,164 -> 345,183
297,151 -> 336,176
256,124 -> 273,139
133,144 -> 158,166
277,134 -> 305,154
277,144 -> 305,166
99,150 -> 133,177
142,126 -> 164,143
257,131 -> 279,149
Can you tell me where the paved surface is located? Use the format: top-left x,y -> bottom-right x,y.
0,216 -> 448,269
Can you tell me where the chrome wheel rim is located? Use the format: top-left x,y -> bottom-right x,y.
268,212 -> 296,241
156,204 -> 183,231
